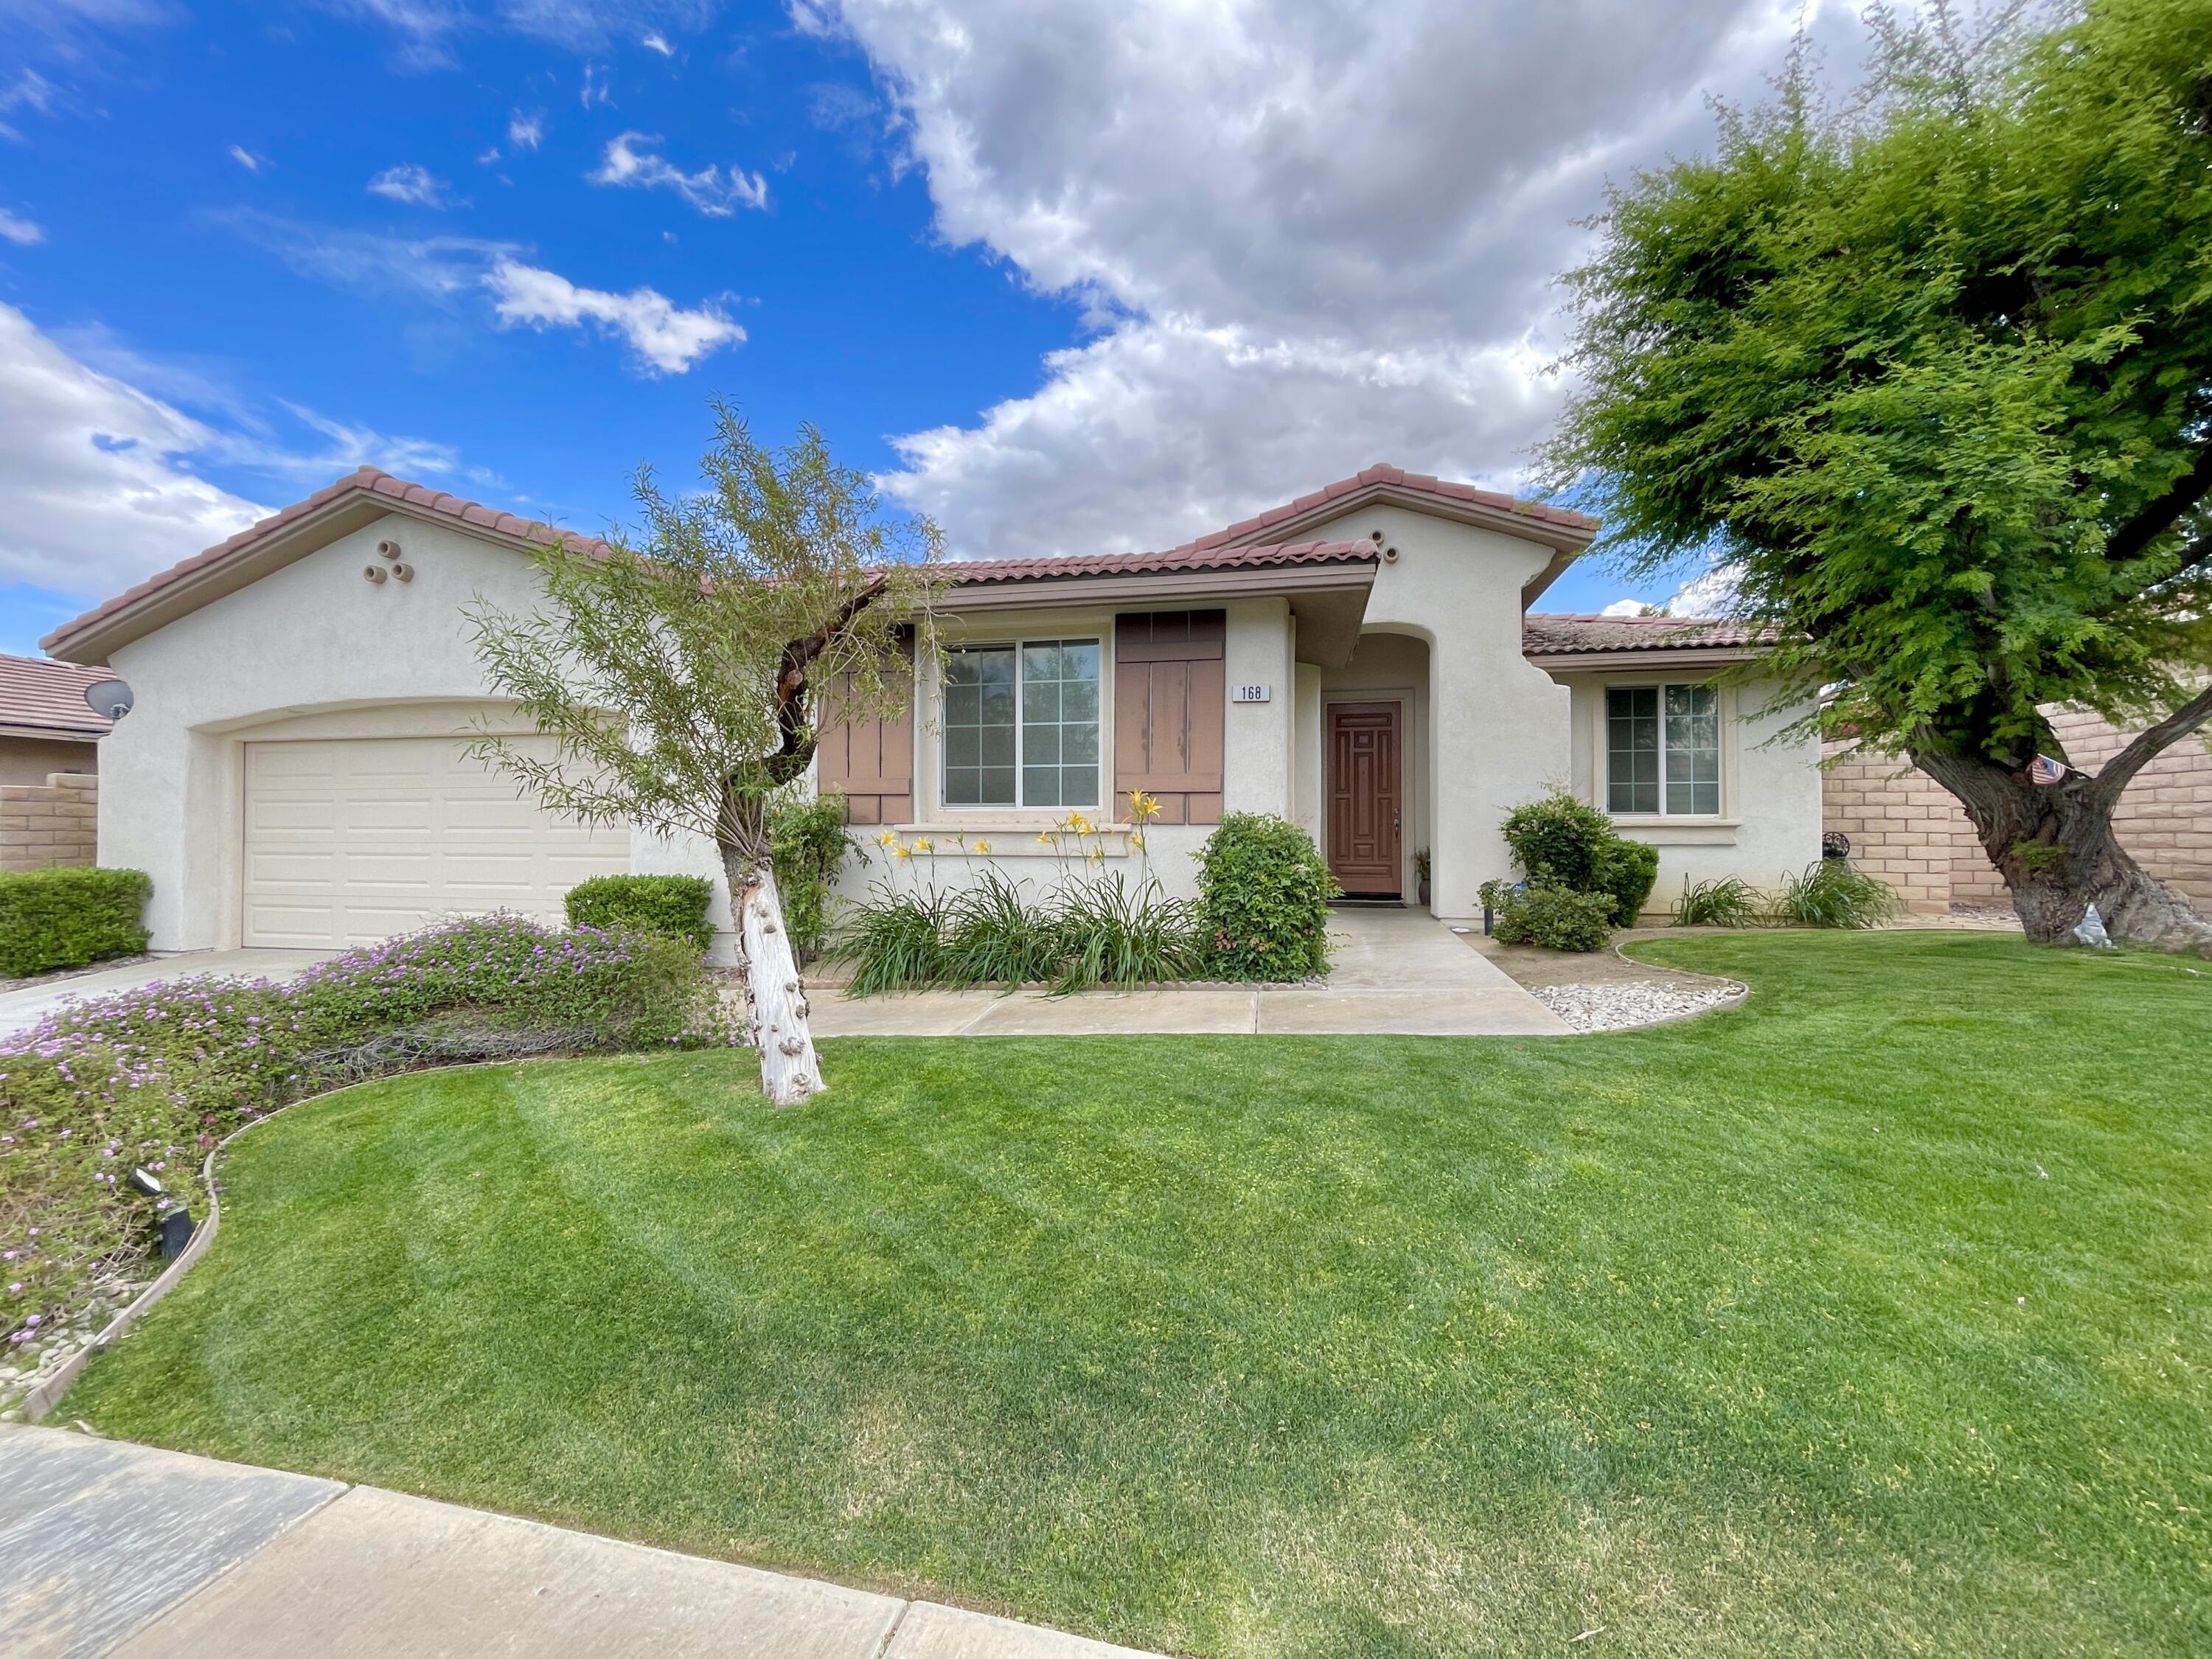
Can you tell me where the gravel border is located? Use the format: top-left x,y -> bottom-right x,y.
1532,978 -> 1748,1032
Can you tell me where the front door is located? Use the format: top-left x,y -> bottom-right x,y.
1326,701 -> 1402,897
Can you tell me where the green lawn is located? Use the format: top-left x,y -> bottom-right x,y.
72,933 -> 2211,1657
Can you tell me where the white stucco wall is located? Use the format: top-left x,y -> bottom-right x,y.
1558,669 -> 1823,917
1288,504 -> 1574,919
830,597 -> 1295,909
97,512 -> 728,953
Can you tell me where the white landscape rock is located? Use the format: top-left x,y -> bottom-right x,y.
1531,978 -> 1745,1032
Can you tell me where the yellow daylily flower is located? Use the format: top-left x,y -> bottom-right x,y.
913,837 -> 933,853
876,831 -> 897,847
1130,832 -> 1145,852
1037,830 -> 1054,845
973,840 -> 991,855
894,845 -> 912,860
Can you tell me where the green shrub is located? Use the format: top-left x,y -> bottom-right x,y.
1500,789 -> 1616,890
0,867 -> 151,978
1,912 -> 736,1360
771,791 -> 854,961
564,874 -> 714,952
1776,858 -> 1899,929
1478,881 -> 1616,953
1197,813 -> 1337,981
1672,874 -> 1765,928
1599,839 -> 1660,925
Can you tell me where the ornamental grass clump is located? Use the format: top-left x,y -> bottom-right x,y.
1,912 -> 734,1368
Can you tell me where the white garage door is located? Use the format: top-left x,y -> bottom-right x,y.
243,737 -> 630,947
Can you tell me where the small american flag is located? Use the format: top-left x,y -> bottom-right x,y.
2028,754 -> 2068,786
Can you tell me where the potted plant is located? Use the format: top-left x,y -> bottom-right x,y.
1414,847 -> 1432,908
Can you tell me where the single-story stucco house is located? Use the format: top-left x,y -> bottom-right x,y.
42,463 -> 1820,959
0,653 -> 108,785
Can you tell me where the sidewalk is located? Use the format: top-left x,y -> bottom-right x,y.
810,907 -> 1569,1037
0,1424 -> 1166,1659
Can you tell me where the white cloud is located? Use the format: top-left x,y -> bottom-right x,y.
508,109 -> 543,150
1601,598 -> 1651,617
806,0 -> 1875,560
366,162 -> 458,207
0,302 -> 267,598
0,209 -> 43,246
227,143 -> 265,172
588,131 -> 768,215
641,29 -> 672,53
223,211 -> 521,303
1663,563 -> 1744,617
482,257 -> 742,374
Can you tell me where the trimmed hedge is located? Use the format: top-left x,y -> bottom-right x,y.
0,867 -> 151,978
564,874 -> 715,952
1197,813 -> 1338,981
1479,882 -> 1616,953
1600,839 -> 1661,927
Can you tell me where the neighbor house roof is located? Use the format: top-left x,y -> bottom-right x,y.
44,462 -> 1595,664
0,653 -> 114,740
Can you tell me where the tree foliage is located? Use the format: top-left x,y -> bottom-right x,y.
1545,0 -> 2212,946
467,408 -> 941,865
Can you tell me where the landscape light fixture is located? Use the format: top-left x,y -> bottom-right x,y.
125,1166 -> 163,1197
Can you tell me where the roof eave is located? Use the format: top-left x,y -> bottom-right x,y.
1528,644 -> 1770,673
1220,480 -> 1598,557
942,559 -> 1378,611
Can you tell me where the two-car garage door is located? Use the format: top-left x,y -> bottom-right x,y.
243,737 -> 629,947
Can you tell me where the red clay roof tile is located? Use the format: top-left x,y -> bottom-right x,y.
0,653 -> 114,737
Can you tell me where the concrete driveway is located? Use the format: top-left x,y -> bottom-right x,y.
0,950 -> 335,1037
807,907 -> 1569,1037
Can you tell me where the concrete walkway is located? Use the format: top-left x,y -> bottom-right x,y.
0,950 -> 333,1037
810,907 -> 1568,1037
0,1425 -> 1165,1659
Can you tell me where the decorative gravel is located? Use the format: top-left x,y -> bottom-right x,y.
1533,978 -> 1746,1032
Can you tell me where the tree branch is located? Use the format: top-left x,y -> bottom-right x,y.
2105,440 -> 2212,565
2090,680 -> 2212,806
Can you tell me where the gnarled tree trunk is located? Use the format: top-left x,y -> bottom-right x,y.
723,846 -> 824,1105
1914,748 -> 2212,954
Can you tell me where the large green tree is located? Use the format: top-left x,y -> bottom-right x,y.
1548,0 -> 2212,950
468,411 -> 941,1102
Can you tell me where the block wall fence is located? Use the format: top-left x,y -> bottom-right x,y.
0,773 -> 98,874
1823,708 -> 2212,914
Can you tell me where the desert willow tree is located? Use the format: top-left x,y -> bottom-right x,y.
1546,0 -> 2212,950
468,413 -> 942,1102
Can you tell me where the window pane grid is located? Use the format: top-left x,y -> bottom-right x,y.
1606,684 -> 1719,818
943,638 -> 1100,810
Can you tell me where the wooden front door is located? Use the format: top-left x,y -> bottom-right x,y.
1326,701 -> 1402,896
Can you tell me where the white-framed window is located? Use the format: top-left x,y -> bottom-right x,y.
942,638 -> 1102,809
1606,683 -> 1721,816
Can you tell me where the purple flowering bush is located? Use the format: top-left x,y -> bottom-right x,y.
1,913 -> 738,1353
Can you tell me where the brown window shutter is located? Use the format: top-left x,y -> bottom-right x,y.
1113,610 -> 1225,824
815,645 -> 915,826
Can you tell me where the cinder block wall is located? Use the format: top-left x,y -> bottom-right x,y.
0,773 -> 98,873
1825,711 -> 2212,912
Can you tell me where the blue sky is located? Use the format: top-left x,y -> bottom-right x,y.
0,1 -> 1866,657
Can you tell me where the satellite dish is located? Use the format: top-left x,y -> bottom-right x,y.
84,678 -> 133,722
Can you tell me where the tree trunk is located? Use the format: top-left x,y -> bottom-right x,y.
721,846 -> 825,1105
1913,751 -> 2212,953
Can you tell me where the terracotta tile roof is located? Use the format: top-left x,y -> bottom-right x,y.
43,467 -> 613,655
945,538 -> 1375,585
0,653 -> 114,737
44,460 -> 1585,658
1191,462 -> 1596,550
1523,613 -> 1770,655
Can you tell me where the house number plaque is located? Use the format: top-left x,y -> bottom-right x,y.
1231,684 -> 1272,703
